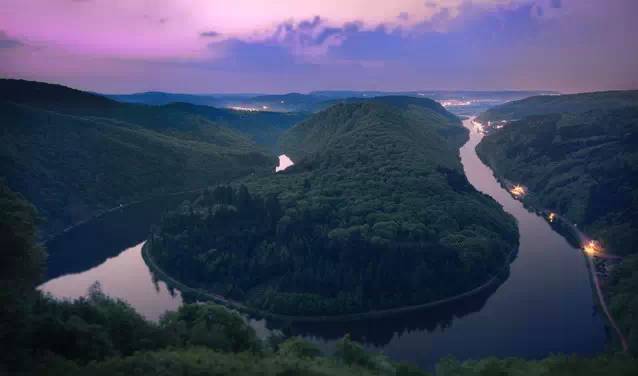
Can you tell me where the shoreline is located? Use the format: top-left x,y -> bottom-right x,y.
41,188 -> 205,245
475,151 -> 629,353
142,242 -> 516,323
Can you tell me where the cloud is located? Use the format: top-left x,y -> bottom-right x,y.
266,17 -> 352,60
200,31 -> 221,38
0,0 -> 538,61
0,31 -> 23,48
0,0 -> 635,93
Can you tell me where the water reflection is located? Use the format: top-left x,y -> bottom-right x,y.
40,244 -> 182,321
273,276 -> 503,347
44,192 -> 198,280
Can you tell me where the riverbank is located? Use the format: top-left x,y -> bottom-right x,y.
142,242 -> 516,323
41,188 -> 205,244
474,150 -> 629,353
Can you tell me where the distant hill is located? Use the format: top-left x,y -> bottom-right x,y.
162,102 -> 308,151
235,93 -> 330,112
0,79 -> 278,236
0,79 -> 306,149
148,98 -> 518,316
477,90 -> 638,123
107,89 -> 556,115
106,91 -> 223,107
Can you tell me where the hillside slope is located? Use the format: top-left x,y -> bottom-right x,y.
148,100 -> 518,316
0,80 -> 276,236
280,96 -> 465,159
162,102 -> 308,150
0,79 -> 306,150
477,107 -> 638,255
476,92 -> 638,352
477,90 -> 638,123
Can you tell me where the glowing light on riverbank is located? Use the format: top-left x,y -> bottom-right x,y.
510,185 -> 526,197
583,240 -> 602,255
548,212 -> 556,222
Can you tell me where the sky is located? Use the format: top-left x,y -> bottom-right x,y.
0,0 -> 637,93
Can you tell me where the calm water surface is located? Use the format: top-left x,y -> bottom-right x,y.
39,118 -> 606,369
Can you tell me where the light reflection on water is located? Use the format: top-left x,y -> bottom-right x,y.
39,243 -> 183,321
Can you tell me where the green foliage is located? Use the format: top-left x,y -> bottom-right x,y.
477,90 -> 638,123
149,100 -> 518,315
280,96 -> 465,160
71,346 -> 429,376
335,334 -> 381,369
477,107 -> 638,256
608,254 -> 638,353
30,286 -> 167,364
159,303 -> 260,353
0,79 -> 281,236
0,181 -> 45,372
161,102 -> 308,151
278,337 -> 322,358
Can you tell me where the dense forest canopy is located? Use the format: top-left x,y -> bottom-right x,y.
280,96 -> 467,159
0,79 -> 305,236
148,98 -> 519,316
477,90 -> 638,123
477,107 -> 638,256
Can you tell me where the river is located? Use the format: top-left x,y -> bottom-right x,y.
38,117 -> 606,369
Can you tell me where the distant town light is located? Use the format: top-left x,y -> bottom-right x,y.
471,120 -> 485,134
230,106 -> 259,112
441,99 -> 473,107
548,212 -> 556,222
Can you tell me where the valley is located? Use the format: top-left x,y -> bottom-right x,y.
2,79 -> 635,374
38,101 -> 606,369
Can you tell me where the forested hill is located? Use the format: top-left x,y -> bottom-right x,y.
148,100 -> 518,316
162,102 -> 308,150
280,96 -> 465,160
0,79 -> 279,236
477,105 -> 638,256
0,79 -> 307,149
477,90 -> 638,123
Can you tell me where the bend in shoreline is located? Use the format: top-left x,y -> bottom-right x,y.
141,242 -> 516,323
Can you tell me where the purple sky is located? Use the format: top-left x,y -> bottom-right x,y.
0,0 -> 636,93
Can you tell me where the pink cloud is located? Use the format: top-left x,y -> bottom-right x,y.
0,0 -> 536,62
